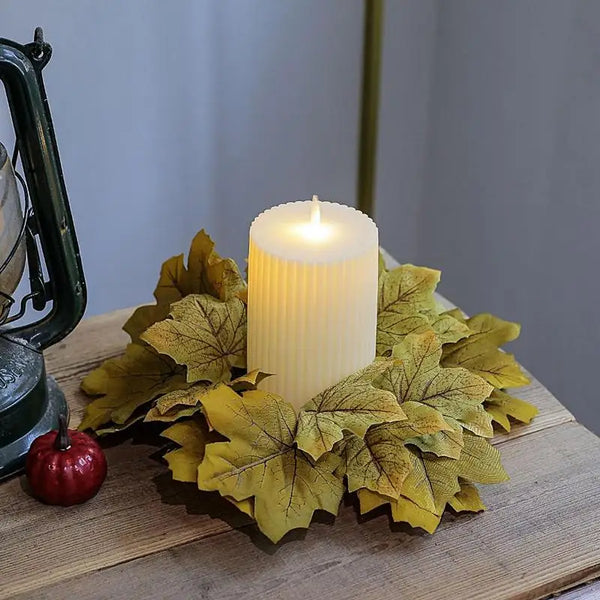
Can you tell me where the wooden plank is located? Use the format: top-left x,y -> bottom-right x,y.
0,439 -> 240,599
8,422 -> 600,600
44,307 -> 131,376
0,295 -> 576,598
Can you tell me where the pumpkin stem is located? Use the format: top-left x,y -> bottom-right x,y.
55,414 -> 72,451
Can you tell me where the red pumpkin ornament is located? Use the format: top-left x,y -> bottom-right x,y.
26,415 -> 107,505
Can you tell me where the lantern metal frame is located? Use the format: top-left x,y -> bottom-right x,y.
0,28 -> 86,480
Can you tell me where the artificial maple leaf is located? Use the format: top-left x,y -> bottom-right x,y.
337,401 -> 450,499
197,387 -> 344,543
80,343 -> 188,431
161,418 -> 213,483
485,389 -> 538,432
295,362 -> 406,460
402,434 -> 506,516
448,481 -> 486,513
430,312 -> 472,345
376,264 -> 440,355
357,433 -> 507,533
144,370 -> 271,423
95,414 -> 145,436
225,496 -> 255,519
356,488 -> 442,533
142,293 -> 246,384
405,416 -> 464,459
123,231 -> 246,343
144,382 -> 213,423
443,307 -> 467,323
124,255 -> 188,343
378,250 -> 388,277
442,313 -> 531,389
185,230 -> 246,302
375,331 -> 494,437
228,369 -> 271,392
392,496 -> 443,533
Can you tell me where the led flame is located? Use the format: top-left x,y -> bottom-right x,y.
310,194 -> 321,226
294,194 -> 330,242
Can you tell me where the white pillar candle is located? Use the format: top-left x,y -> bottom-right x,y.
247,196 -> 379,411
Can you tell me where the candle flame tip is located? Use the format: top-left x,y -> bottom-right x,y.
310,195 -> 321,226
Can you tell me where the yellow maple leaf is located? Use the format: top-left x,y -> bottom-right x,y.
197,388 -> 344,543
448,481 -> 486,513
402,434 -> 506,517
228,369 -> 272,392
405,415 -> 464,459
124,231 -> 246,343
144,382 -> 213,423
186,230 -> 246,302
124,254 -> 189,343
376,264 -> 473,354
485,389 -> 538,431
376,331 -> 494,437
429,312 -> 472,345
80,343 -> 188,431
376,264 -> 440,355
295,361 -> 406,460
337,401 -> 450,498
442,313 -> 531,388
142,294 -> 246,384
357,434 -> 506,533
161,418 -> 213,483
144,371 -> 271,424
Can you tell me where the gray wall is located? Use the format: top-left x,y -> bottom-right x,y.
1,1 -> 598,434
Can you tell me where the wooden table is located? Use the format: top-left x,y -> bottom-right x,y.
1,305 -> 599,600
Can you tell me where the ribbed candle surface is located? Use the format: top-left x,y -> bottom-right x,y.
247,199 -> 379,411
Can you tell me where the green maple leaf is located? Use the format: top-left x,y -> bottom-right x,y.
375,331 -> 494,437
197,387 -> 344,543
142,293 -> 246,384
442,313 -> 531,388
80,343 -> 188,431
295,361 -> 406,460
337,401 -> 450,499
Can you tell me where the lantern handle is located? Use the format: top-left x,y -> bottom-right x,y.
0,30 -> 86,350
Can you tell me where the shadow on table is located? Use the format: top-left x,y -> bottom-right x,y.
151,469 -> 428,554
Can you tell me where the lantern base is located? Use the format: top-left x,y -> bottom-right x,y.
0,335 -> 68,482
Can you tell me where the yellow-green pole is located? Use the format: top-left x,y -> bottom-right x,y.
357,0 -> 384,217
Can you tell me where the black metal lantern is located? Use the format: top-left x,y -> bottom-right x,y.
0,29 -> 86,480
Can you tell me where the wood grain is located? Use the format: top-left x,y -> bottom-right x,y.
0,302 -> 594,600
9,422 -> 600,600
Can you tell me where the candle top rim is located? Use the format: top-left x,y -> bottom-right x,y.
250,200 -> 378,263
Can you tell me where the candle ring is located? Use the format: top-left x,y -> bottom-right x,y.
80,223 -> 535,544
